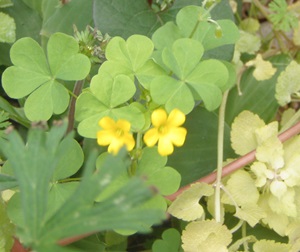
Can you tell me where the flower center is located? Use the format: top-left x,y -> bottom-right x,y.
158,125 -> 167,135
115,128 -> 124,137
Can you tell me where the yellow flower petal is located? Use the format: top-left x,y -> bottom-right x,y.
151,108 -> 168,127
168,127 -> 187,146
108,138 -> 125,155
158,136 -> 174,156
143,128 -> 159,147
123,134 -> 135,151
167,109 -> 186,126
97,130 -> 114,146
99,116 -> 116,129
116,119 -> 131,132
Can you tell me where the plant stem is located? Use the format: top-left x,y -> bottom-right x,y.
66,79 -> 85,134
214,90 -> 229,223
242,222 -> 249,252
166,120 -> 300,201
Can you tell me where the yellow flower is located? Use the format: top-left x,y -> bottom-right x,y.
97,117 -> 135,155
143,108 -> 187,156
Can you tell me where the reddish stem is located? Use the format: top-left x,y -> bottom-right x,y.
166,120 -> 300,201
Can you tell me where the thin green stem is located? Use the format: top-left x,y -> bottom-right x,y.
214,90 -> 229,223
242,222 -> 249,252
230,219 -> 244,234
66,79 -> 85,134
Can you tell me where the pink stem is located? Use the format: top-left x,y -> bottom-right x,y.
166,120 -> 300,201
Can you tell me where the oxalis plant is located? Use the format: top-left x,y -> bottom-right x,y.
1,0 -> 300,251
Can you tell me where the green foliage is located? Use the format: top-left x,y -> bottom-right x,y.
1,0 -> 300,251
269,0 -> 298,32
0,123 -> 165,250
0,12 -> 15,43
152,228 -> 183,252
2,32 -> 91,121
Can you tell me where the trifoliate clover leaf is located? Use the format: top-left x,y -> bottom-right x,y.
245,54 -> 277,81
152,228 -> 183,252
181,220 -> 232,252
269,0 -> 298,32
100,35 -> 165,89
253,239 -> 291,252
150,38 -> 229,113
230,110 -> 265,155
75,71 -> 145,138
275,61 -> 300,106
2,33 -> 91,121
0,12 -> 15,43
168,182 -> 214,221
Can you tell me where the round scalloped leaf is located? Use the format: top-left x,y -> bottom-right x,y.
234,205 -> 266,227
253,239 -> 291,252
182,220 -> 232,252
221,170 -> 260,207
2,33 -> 91,121
230,110 -> 265,155
0,12 -> 15,43
168,182 -> 214,221
275,61 -> 300,106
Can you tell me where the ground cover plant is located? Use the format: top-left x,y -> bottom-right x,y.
1,0 -> 300,251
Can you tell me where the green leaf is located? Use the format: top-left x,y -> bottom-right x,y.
52,135 -> 84,181
90,72 -> 136,108
0,12 -> 15,43
269,0 -> 298,32
46,182 -> 79,219
225,54 -> 290,125
137,147 -> 181,196
151,38 -> 229,113
152,228 -> 183,252
0,199 -> 14,252
2,33 -> 91,121
0,174 -> 17,191
41,0 -> 93,37
40,151 -> 165,244
0,122 -> 68,247
168,182 -> 214,221
0,0 -> 12,8
162,38 -> 204,79
0,0 -> 42,65
167,107 -> 234,186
